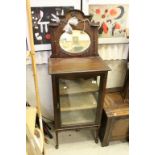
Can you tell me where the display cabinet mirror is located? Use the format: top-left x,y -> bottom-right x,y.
59,30 -> 91,54
48,10 -> 110,149
49,10 -> 100,58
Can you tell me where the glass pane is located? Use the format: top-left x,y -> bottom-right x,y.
59,30 -> 91,54
59,77 -> 100,126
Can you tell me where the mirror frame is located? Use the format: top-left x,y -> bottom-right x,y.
49,10 -> 99,58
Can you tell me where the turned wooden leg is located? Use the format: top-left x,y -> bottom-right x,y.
55,131 -> 59,149
95,128 -> 99,144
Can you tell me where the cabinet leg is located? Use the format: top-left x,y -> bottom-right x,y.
101,141 -> 109,147
95,128 -> 99,144
55,131 -> 59,149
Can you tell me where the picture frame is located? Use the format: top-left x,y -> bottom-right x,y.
82,0 -> 129,44
26,0 -> 81,51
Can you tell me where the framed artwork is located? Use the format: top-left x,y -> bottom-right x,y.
27,0 -> 81,51
31,6 -> 74,48
89,4 -> 128,38
82,0 -> 129,44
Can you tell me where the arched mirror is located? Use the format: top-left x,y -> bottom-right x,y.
59,30 -> 91,54
49,10 -> 99,58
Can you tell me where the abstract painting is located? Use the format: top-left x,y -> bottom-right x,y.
89,4 -> 128,38
31,6 -> 74,45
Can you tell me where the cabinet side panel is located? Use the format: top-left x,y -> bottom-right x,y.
52,75 -> 61,129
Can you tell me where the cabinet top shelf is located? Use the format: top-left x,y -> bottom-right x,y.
59,78 -> 99,95
48,56 -> 111,75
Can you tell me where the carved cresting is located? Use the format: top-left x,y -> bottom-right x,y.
48,10 -> 100,58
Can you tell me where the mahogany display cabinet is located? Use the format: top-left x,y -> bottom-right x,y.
48,10 -> 110,148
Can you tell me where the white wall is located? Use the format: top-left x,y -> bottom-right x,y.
26,64 -> 54,120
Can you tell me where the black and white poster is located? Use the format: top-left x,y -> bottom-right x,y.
31,6 -> 74,50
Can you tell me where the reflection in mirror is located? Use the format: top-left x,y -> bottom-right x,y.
59,30 -> 91,54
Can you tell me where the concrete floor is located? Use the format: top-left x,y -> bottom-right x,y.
44,130 -> 129,155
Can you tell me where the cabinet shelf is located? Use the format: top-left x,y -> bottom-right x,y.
61,109 -> 96,125
59,78 -> 99,95
60,93 -> 97,112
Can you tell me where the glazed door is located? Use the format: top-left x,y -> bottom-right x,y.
58,76 -> 102,127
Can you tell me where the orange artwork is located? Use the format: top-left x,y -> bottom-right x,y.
89,4 -> 128,38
